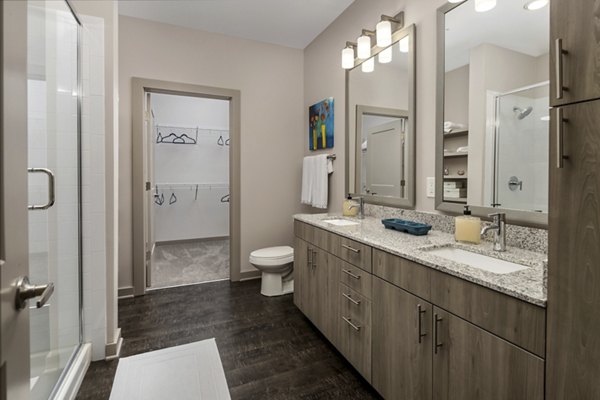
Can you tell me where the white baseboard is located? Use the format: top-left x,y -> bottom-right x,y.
118,286 -> 134,298
53,343 -> 91,400
105,328 -> 123,360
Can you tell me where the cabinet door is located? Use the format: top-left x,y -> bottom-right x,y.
307,248 -> 328,331
339,285 -> 372,382
293,237 -> 310,313
372,277 -> 432,400
550,0 -> 600,106
547,100 -> 600,398
432,308 -> 544,400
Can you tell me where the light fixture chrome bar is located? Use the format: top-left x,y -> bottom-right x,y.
381,11 -> 405,28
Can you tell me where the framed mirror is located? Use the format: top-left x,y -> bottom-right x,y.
436,0 -> 549,226
346,24 -> 416,208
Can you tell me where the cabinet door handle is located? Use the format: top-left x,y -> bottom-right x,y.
342,244 -> 361,253
555,38 -> 568,100
417,304 -> 427,344
342,292 -> 361,306
556,108 -> 568,168
342,316 -> 361,331
307,247 -> 312,267
434,313 -> 443,354
341,268 -> 361,280
312,250 -> 317,268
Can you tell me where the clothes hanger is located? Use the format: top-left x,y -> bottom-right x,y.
217,135 -> 224,146
225,138 -> 230,146
220,194 -> 230,203
169,191 -> 177,205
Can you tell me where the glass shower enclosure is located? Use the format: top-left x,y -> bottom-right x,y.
489,82 -> 549,213
27,1 -> 83,398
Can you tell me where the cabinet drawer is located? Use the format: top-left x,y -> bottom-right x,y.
339,285 -> 372,382
331,235 -> 372,272
340,262 -> 372,299
432,270 -> 546,358
373,249 -> 431,301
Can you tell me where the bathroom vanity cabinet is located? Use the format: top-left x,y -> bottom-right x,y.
294,220 -> 546,400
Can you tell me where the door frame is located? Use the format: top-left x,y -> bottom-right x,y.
131,78 -> 243,296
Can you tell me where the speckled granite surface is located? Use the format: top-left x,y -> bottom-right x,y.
364,204 -> 548,254
294,213 -> 547,307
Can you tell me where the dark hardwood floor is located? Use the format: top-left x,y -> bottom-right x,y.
76,279 -> 381,399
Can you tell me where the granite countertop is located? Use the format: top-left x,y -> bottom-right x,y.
294,213 -> 547,307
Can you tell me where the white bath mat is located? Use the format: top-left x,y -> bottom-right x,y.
109,339 -> 231,400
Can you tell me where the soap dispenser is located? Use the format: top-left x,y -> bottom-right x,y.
455,205 -> 481,244
343,195 -> 359,217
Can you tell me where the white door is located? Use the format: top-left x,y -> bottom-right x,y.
365,120 -> 404,197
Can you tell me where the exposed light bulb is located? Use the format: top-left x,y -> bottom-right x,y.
357,35 -> 371,59
475,0 -> 496,12
376,20 -> 392,48
378,47 -> 392,64
341,47 -> 355,69
523,0 -> 548,10
362,57 -> 374,73
399,36 -> 409,53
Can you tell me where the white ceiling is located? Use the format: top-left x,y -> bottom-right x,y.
445,0 -> 549,71
118,0 -> 355,49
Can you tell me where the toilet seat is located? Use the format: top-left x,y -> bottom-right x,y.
250,246 -> 294,266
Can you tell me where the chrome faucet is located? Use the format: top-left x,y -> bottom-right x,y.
481,213 -> 506,251
348,196 -> 365,219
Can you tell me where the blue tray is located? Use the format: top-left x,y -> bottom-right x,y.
381,218 -> 432,236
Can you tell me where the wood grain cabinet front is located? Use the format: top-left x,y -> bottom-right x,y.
339,284 -> 372,382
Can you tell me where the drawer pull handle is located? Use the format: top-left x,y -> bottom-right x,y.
556,108 -> 568,169
555,38 -> 568,100
342,269 -> 361,280
342,292 -> 361,306
342,316 -> 361,331
312,250 -> 317,269
342,244 -> 361,253
434,313 -> 443,354
417,304 -> 427,344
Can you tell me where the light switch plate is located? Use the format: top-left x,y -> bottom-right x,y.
426,177 -> 435,198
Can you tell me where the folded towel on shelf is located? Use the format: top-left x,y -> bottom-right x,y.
444,121 -> 467,133
456,146 -> 469,153
301,154 -> 334,209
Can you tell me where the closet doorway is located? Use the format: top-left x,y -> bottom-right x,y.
132,79 -> 241,296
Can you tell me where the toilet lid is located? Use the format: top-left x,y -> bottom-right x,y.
250,246 -> 294,262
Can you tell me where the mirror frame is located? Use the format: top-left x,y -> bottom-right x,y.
435,3 -> 547,228
345,23 -> 416,209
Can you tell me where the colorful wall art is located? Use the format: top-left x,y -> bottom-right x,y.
308,97 -> 334,150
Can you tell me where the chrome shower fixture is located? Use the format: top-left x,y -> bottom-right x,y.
513,106 -> 533,120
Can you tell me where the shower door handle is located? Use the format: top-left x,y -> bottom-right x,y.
14,276 -> 55,310
27,168 -> 56,210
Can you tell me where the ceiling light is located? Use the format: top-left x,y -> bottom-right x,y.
357,32 -> 372,59
341,42 -> 356,69
378,47 -> 392,64
399,36 -> 409,53
376,20 -> 392,47
362,57 -> 374,73
447,0 -> 463,3
523,0 -> 548,10
475,0 -> 496,12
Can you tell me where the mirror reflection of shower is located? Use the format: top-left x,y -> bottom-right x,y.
485,81 -> 549,213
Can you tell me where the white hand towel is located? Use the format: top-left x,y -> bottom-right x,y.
444,121 -> 467,133
312,154 -> 331,209
301,156 -> 313,206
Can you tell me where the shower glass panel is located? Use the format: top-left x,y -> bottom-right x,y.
27,1 -> 82,398
493,83 -> 549,213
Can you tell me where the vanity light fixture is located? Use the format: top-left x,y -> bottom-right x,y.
523,0 -> 548,10
378,47 -> 393,63
376,13 -> 404,47
341,42 -> 356,69
399,36 -> 409,53
357,30 -> 375,59
447,0 -> 463,2
362,57 -> 375,73
475,0 -> 496,12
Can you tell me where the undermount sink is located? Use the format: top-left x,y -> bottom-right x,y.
426,246 -> 527,274
324,219 -> 360,227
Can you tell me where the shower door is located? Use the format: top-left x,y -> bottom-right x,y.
27,1 -> 82,399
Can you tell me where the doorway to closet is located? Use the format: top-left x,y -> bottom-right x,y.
148,93 -> 231,289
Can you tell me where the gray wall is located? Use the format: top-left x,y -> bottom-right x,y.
118,16 -> 305,288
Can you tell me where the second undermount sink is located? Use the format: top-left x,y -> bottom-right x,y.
324,218 -> 360,227
426,246 -> 527,274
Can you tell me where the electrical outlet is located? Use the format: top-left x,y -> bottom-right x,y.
426,177 -> 435,198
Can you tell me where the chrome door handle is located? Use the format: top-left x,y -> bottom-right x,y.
417,304 -> 427,344
341,268 -> 361,280
27,168 -> 55,210
342,244 -> 360,253
342,316 -> 361,331
342,292 -> 361,306
434,313 -> 443,354
556,108 -> 568,168
15,276 -> 55,310
555,38 -> 568,100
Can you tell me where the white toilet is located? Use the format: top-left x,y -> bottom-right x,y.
249,246 -> 294,297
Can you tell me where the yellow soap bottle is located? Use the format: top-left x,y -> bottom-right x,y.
343,195 -> 359,217
455,206 -> 481,244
